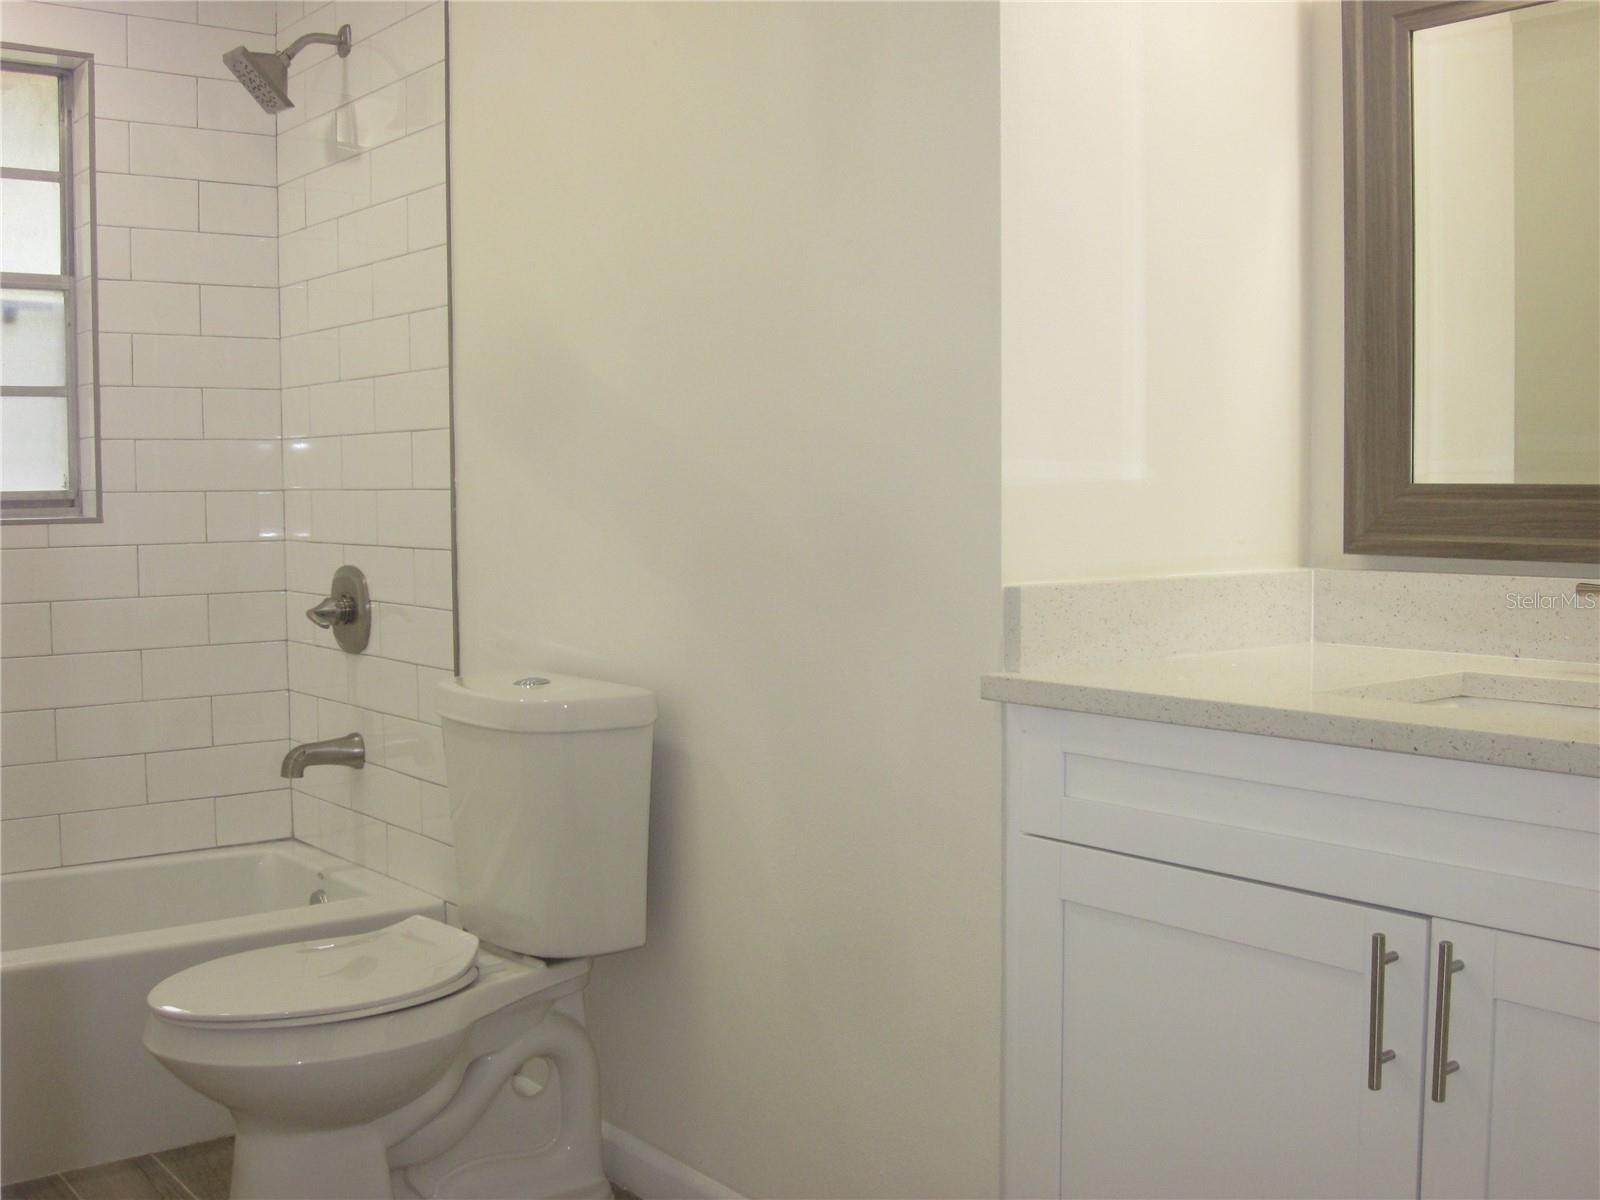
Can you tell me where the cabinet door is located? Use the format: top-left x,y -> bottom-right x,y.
1421,921 -> 1600,1200
1005,836 -> 1430,1199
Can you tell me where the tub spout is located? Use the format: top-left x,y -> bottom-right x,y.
281,732 -> 365,779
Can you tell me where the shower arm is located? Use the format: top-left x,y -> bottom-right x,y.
282,24 -> 351,65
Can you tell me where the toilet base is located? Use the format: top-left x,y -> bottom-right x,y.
223,1010 -> 607,1200
226,1110 -> 611,1200
231,1121 -> 395,1200
391,1061 -> 609,1200
392,1147 -> 612,1200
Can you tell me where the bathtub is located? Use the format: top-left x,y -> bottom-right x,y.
0,841 -> 445,1183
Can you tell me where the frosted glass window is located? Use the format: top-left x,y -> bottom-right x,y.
1,178 -> 63,275
1,395 -> 70,492
1,68 -> 59,172
1,290 -> 68,387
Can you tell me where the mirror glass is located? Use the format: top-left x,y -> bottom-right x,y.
1410,1 -> 1598,486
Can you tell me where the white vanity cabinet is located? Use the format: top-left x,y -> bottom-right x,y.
1002,705 -> 1600,1200
1419,922 -> 1600,1200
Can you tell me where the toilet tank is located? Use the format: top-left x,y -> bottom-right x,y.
436,672 -> 656,958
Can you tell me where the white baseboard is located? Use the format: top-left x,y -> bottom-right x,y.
601,1122 -> 744,1200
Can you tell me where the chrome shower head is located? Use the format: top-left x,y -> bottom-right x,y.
222,24 -> 352,114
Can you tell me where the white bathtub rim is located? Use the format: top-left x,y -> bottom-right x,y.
1,841 -> 445,971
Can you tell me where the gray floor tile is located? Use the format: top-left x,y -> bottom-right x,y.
13,1137 -> 634,1200
151,1140 -> 231,1200
1,1176 -> 79,1200
62,1158 -> 188,1200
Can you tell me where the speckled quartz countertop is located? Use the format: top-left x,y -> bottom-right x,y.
982,643 -> 1600,777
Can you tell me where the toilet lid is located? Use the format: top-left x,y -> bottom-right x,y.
148,916 -> 480,1026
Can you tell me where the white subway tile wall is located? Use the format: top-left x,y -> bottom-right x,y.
275,1 -> 453,897
0,1 -> 453,900
1,1 -> 287,870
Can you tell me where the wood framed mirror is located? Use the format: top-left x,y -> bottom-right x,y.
1343,0 -> 1599,561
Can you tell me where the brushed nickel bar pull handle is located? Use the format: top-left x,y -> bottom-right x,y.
1431,940 -> 1465,1102
1368,932 -> 1400,1090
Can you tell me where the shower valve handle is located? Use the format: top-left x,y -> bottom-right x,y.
306,595 -> 357,628
304,564 -> 372,654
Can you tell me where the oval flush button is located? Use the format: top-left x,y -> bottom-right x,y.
513,677 -> 550,688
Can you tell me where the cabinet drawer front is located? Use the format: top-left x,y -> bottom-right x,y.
1007,707 -> 1600,948
1011,706 -> 1599,831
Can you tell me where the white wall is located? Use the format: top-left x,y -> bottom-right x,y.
449,4 -> 1001,1196
273,1 -> 458,900
1000,2 -> 1308,584
1,0 -> 288,873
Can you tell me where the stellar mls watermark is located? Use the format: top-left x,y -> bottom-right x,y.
1505,591 -> 1598,610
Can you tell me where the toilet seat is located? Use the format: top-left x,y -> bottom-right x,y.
148,916 -> 480,1029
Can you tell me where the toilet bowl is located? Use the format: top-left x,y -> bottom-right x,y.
144,918 -> 605,1199
143,672 -> 657,1200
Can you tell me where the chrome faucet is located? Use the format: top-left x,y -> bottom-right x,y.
281,732 -> 365,779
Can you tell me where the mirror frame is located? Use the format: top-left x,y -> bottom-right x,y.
1343,0 -> 1599,562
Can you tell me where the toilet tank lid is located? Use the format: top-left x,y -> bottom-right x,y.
437,671 -> 657,733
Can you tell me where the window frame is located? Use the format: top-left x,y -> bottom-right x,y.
2,47 -> 98,523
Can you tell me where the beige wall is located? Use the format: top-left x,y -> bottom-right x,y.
448,5 -> 1002,1196
1000,2 -> 1307,583
1004,0 -> 1594,579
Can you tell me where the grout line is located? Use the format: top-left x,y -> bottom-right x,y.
35,0 -> 283,41
148,1152 -> 201,1200
7,734 -> 286,770
95,169 -> 272,189
53,1171 -> 84,1200
123,118 -> 273,146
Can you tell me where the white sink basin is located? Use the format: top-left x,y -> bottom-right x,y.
1416,693 -> 1593,718
1334,670 -> 1599,734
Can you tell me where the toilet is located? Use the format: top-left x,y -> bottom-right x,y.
143,672 -> 656,1200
